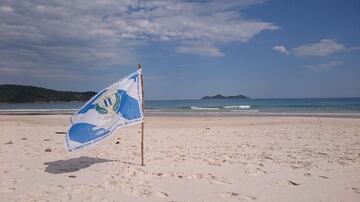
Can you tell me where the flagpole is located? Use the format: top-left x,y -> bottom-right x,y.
138,64 -> 145,166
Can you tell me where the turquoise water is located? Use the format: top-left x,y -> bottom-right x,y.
147,98 -> 360,114
1,98 -> 360,114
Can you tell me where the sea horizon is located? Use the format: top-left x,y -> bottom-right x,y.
1,97 -> 360,117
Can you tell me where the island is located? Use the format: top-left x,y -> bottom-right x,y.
0,84 -> 96,103
201,94 -> 249,99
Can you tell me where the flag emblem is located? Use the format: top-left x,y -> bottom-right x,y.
95,89 -> 121,115
65,69 -> 143,152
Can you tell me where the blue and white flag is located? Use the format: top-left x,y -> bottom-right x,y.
65,69 -> 143,152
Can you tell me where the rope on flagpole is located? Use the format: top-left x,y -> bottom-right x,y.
138,64 -> 145,166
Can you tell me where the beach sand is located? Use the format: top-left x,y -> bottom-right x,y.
0,115 -> 359,201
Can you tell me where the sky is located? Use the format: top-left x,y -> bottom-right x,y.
0,0 -> 359,100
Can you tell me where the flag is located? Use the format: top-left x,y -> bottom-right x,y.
65,69 -> 143,152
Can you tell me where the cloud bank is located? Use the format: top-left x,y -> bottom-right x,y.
273,39 -> 346,57
292,39 -> 345,57
273,39 -> 355,72
0,0 -> 278,78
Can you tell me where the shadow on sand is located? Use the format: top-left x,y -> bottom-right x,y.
44,157 -> 113,174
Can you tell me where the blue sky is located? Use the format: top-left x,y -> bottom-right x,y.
0,0 -> 359,100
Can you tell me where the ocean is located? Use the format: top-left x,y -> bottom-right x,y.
1,98 -> 360,116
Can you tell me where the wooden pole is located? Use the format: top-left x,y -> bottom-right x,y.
138,64 -> 145,166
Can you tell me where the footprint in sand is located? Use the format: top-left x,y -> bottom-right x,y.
224,192 -> 239,196
318,175 -> 329,179
125,186 -> 152,197
245,167 -> 267,176
0,178 -> 17,193
288,180 -> 300,186
222,192 -> 256,201
351,187 -> 360,194
155,191 -> 169,197
207,173 -> 230,184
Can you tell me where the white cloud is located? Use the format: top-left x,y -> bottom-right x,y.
274,39 -> 358,71
0,0 -> 278,77
272,45 -> 289,55
292,39 -> 345,57
0,5 -> 13,12
303,61 -> 342,72
176,43 -> 225,57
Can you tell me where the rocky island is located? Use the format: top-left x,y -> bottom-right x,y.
201,94 -> 249,99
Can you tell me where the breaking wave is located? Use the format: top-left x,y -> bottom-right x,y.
223,105 -> 251,109
190,106 -> 220,110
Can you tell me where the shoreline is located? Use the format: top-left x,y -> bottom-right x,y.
1,109 -> 360,118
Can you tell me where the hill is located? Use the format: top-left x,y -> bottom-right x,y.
0,84 -> 96,103
201,94 -> 249,100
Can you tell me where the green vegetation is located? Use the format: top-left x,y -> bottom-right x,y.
0,84 -> 96,103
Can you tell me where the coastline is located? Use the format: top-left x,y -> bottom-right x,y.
1,109 -> 360,118
144,111 -> 360,118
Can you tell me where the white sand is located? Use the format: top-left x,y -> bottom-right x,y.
0,115 -> 360,201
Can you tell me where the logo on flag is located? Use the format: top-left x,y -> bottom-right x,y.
65,69 -> 144,152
